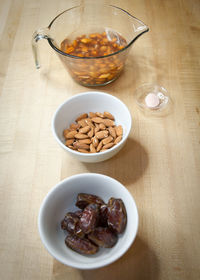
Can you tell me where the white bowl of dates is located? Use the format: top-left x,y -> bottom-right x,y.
52,91 -> 132,162
38,173 -> 138,269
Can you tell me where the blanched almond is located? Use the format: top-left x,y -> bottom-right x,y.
91,117 -> 104,124
108,127 -> 116,138
102,136 -> 113,145
76,113 -> 88,122
95,130 -> 108,139
99,123 -> 106,130
104,111 -> 115,120
78,139 -> 92,144
88,127 -> 94,138
90,143 -> 96,153
103,142 -> 114,149
66,130 -> 77,139
75,133 -> 89,139
102,119 -> 115,127
96,140 -> 103,152
65,139 -> 74,146
115,125 -> 123,136
79,126 -> 90,134
114,135 -> 122,144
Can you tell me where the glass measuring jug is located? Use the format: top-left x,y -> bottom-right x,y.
32,3 -> 149,86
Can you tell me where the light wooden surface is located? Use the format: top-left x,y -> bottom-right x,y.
0,0 -> 200,279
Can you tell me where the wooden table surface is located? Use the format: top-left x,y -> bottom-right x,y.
0,0 -> 200,279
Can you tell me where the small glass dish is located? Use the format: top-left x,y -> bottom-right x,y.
135,84 -> 172,117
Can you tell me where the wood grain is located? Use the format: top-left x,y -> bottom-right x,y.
0,0 -> 199,279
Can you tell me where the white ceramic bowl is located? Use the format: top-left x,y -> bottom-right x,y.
52,91 -> 132,162
38,173 -> 139,270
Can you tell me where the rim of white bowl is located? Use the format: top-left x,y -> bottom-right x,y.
51,91 -> 132,157
38,173 -> 139,269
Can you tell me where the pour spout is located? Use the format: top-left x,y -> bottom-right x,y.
130,15 -> 149,43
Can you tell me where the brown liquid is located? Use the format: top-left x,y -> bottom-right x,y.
60,31 -> 127,86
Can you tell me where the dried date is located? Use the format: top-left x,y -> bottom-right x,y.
60,193 -> 127,256
61,212 -> 84,238
98,204 -> 108,227
80,203 -> 99,234
76,193 -> 104,209
88,227 -> 118,248
107,198 -> 127,234
65,234 -> 98,255
74,210 -> 83,218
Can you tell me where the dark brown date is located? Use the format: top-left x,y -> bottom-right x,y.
74,210 -> 83,218
61,212 -> 84,238
88,227 -> 118,248
98,204 -> 108,227
80,203 -> 99,234
107,198 -> 127,234
76,193 -> 104,209
65,234 -> 98,255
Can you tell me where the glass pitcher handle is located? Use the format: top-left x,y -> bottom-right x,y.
32,28 -> 51,69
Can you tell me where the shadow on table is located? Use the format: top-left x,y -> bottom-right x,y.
80,236 -> 159,280
52,236 -> 159,280
82,137 -> 148,186
40,55 -> 140,96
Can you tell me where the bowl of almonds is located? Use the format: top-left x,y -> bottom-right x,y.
52,91 -> 132,162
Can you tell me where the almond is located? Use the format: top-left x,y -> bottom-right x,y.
92,136 -> 99,148
78,148 -> 89,153
96,112 -> 104,118
99,123 -> 106,130
77,119 -> 87,127
76,113 -> 88,122
88,127 -> 94,138
94,124 -> 100,134
102,119 -> 115,127
78,139 -> 92,144
95,130 -> 109,139
89,112 -> 97,118
63,129 -> 70,138
65,139 -> 74,146
68,145 -> 76,150
79,125 -> 90,134
75,133 -> 89,139
90,143 -> 96,153
108,127 -> 116,138
102,136 -> 113,145
115,125 -> 123,136
96,140 -> 103,152
85,118 -> 95,128
104,111 -> 115,120
70,123 -> 79,130
114,135 -> 122,144
103,142 -> 114,149
73,142 -> 90,150
91,117 -> 104,124
66,130 -> 77,139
